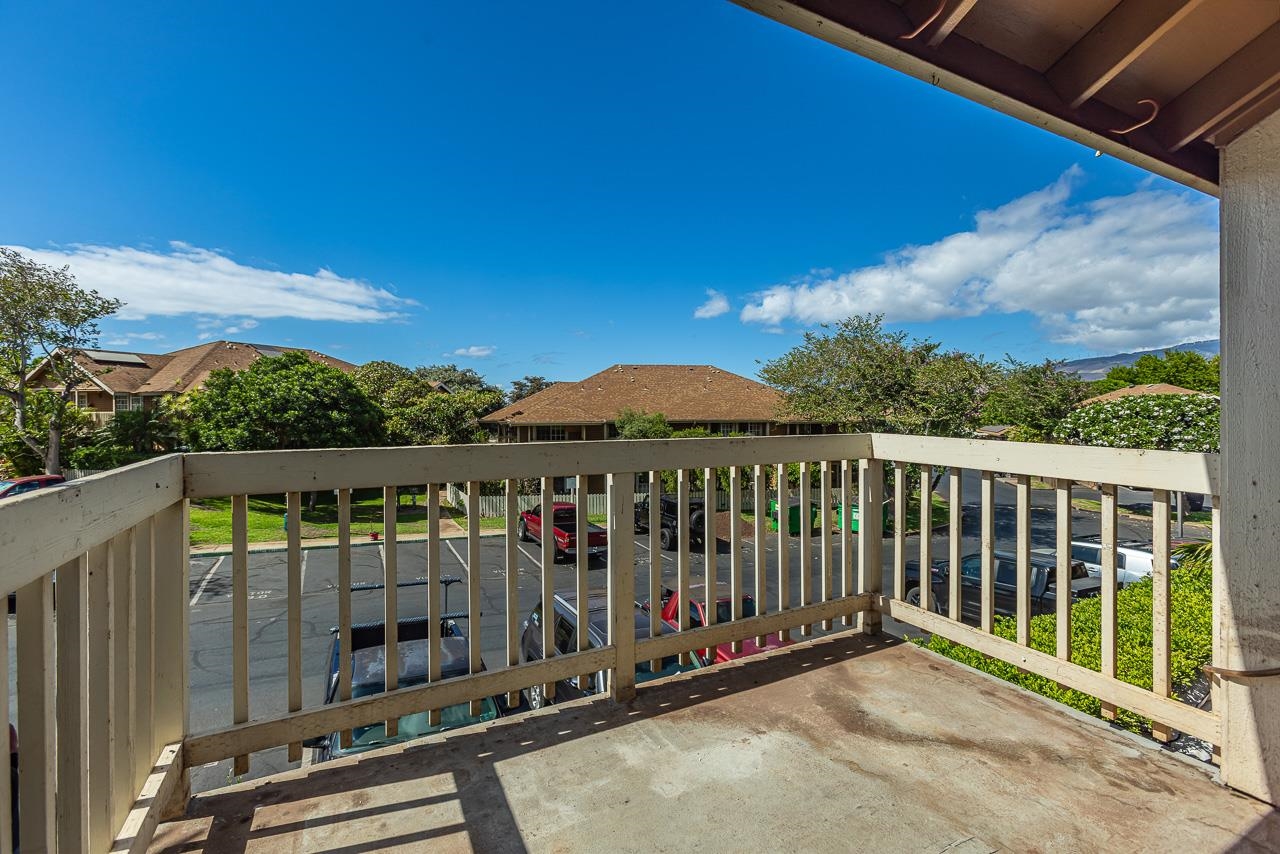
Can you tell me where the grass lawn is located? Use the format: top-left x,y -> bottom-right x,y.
1071,497 -> 1211,526
189,495 -> 434,546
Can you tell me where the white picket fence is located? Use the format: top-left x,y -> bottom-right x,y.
445,483 -> 828,518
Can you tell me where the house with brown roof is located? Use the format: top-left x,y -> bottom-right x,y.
480,364 -> 826,442
1079,383 -> 1213,407
27,341 -> 355,425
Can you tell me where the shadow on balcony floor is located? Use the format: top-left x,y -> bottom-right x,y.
152,633 -> 1279,854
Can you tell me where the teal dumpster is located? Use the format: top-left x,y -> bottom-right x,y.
836,500 -> 892,533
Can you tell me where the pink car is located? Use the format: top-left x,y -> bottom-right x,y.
652,585 -> 794,664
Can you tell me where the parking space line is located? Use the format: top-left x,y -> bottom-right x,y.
517,543 -> 542,568
190,556 -> 225,607
634,540 -> 674,562
445,539 -> 468,573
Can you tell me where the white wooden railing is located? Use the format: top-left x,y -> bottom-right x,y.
0,433 -> 1221,852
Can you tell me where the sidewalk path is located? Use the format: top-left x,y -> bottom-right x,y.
189,514 -> 496,556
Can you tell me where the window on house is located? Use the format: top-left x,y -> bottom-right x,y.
114,393 -> 143,412
75,391 -> 90,408
717,423 -> 734,436
536,426 -> 566,441
742,423 -> 765,437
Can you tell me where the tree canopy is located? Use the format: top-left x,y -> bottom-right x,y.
614,408 -> 673,439
508,375 -> 554,404
415,363 -> 504,398
981,359 -> 1090,440
1092,350 -> 1219,394
0,248 -> 122,473
182,352 -> 385,451
353,360 -> 501,446
759,314 -> 996,437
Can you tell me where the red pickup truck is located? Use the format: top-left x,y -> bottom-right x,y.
517,502 -> 608,563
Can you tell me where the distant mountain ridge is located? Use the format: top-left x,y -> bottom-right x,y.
1060,340 -> 1219,380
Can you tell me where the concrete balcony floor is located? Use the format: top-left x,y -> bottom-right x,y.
152,634 -> 1278,854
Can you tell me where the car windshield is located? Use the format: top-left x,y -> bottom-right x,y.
636,655 -> 699,683
0,481 -> 12,490
333,677 -> 499,757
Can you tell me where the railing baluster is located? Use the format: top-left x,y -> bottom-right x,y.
1100,483 -> 1119,721
648,471 -> 662,672
840,458 -> 854,627
286,491 -> 303,760
55,554 -> 90,851
607,473 -> 637,701
820,460 -> 833,631
231,494 -> 250,776
799,462 -> 813,636
753,465 -> 768,646
894,461 -> 907,600
948,469 -> 961,621
382,486 -> 399,737
858,458 -> 883,635
16,568 -> 57,851
1056,479 -> 1073,660
0,599 -> 10,853
426,485 -> 442,725
677,469 -> 693,662
775,464 -> 790,643
132,518 -> 155,787
468,481 -> 484,714
539,477 -> 556,701
1015,475 -> 1031,646
86,542 -> 114,851
1152,488 -> 1172,742
110,531 -> 135,830
152,500 -> 188,812
729,466 -> 744,652
919,464 -> 933,613
980,471 -> 995,634
504,480 -> 521,709
337,488 -> 353,748
704,468 -> 718,647
575,476 -> 589,691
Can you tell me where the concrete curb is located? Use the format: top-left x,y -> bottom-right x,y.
189,527 -> 508,558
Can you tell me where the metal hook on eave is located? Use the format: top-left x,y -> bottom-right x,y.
1111,99 -> 1160,135
900,0 -> 947,40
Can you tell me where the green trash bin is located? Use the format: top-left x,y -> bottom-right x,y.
836,500 -> 892,533
769,498 -> 820,534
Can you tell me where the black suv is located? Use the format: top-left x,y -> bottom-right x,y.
634,495 -> 707,551
904,550 -> 1100,622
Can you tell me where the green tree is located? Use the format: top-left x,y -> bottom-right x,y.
1053,394 -> 1219,453
508,375 -> 554,404
183,351 -> 385,452
759,313 -> 995,437
0,248 -> 123,474
415,363 -> 503,401
384,387 -> 505,446
68,407 -> 182,471
1,393 -> 94,476
981,358 -> 1089,440
351,360 -> 415,401
614,408 -> 673,439
1093,350 -> 1219,394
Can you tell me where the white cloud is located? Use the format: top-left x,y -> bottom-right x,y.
740,168 -> 1220,352
103,331 -> 165,347
452,345 -> 495,358
4,241 -> 413,323
223,318 -> 260,335
693,289 -> 730,319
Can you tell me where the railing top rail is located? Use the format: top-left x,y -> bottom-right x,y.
0,454 -> 184,593
182,434 -> 876,498
868,434 -> 1219,495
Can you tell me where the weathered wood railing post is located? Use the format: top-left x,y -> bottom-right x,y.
153,499 -> 190,818
858,457 -> 884,634
608,472 -> 637,702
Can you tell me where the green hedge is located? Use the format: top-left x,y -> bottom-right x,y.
916,550 -> 1212,733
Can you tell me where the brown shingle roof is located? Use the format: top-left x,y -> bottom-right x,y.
135,341 -> 355,394
481,364 -> 799,426
1080,383 -> 1210,407
40,342 -> 354,395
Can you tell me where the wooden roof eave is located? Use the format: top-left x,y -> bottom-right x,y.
733,0 -> 1222,195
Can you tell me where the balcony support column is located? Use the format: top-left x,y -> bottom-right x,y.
1218,106 -> 1280,805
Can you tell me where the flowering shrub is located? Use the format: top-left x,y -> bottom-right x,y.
1053,393 -> 1219,453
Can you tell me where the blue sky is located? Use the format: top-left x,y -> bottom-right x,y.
1,1 -> 1220,389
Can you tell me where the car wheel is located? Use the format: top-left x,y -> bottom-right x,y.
660,526 -> 675,551
905,586 -> 922,608
525,681 -> 547,710
518,519 -> 531,542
